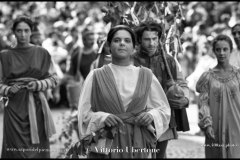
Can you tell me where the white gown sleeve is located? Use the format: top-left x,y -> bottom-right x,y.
147,74 -> 171,139
77,70 -> 110,140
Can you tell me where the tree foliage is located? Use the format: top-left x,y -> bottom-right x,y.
101,1 -> 185,66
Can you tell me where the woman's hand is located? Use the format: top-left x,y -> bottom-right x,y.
8,84 -> 21,96
104,114 -> 124,127
135,112 -> 154,126
205,126 -> 215,140
27,81 -> 37,91
52,90 -> 61,103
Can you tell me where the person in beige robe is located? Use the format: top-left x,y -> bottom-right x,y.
196,34 -> 240,158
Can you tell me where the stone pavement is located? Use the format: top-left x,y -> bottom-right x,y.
0,104 -> 205,158
166,103 -> 205,158
167,134 -> 205,158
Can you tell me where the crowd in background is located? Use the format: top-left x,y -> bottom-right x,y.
1,1 -> 240,108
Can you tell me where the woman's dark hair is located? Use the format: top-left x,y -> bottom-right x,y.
12,15 -> 34,31
231,23 -> 240,34
212,34 -> 233,53
135,22 -> 162,44
107,25 -> 136,48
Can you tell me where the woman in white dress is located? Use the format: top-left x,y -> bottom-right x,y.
196,34 -> 240,158
77,25 -> 171,158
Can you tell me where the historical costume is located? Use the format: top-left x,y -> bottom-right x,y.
78,63 -> 171,158
0,45 -> 58,158
196,67 -> 240,158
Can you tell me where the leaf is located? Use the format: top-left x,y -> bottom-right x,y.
167,2 -> 179,15
101,6 -> 108,13
122,2 -> 131,7
152,2 -> 160,15
137,6 -> 148,22
130,10 -> 139,26
136,6 -> 143,17
112,2 -> 130,16
145,2 -> 155,10
114,2 -> 123,14
155,2 -> 165,18
122,1 -> 131,12
165,14 -> 175,23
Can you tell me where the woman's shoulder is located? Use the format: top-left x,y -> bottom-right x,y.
196,70 -> 212,93
198,70 -> 212,81
0,48 -> 11,54
235,66 -> 240,76
32,45 -> 51,57
34,45 -> 49,52
0,48 -> 14,58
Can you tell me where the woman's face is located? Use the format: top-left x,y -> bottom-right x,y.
83,33 -> 95,49
232,25 -> 240,48
109,29 -> 134,60
14,22 -> 31,45
214,40 -> 231,63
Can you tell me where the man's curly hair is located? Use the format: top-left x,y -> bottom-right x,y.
134,22 -> 163,44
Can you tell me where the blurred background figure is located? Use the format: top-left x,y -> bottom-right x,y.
230,23 -> 240,68
30,22 -> 43,46
42,30 -> 68,108
0,23 -> 11,51
65,25 -> 98,110
186,36 -> 217,104
67,25 -> 98,81
90,22 -> 112,70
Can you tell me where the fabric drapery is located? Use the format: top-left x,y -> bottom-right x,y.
78,63 -> 171,158
90,65 -> 156,158
0,45 -> 58,158
7,77 -> 56,144
196,67 -> 240,158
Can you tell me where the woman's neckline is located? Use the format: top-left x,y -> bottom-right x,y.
110,63 -> 134,68
13,44 -> 35,49
209,67 -> 236,83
